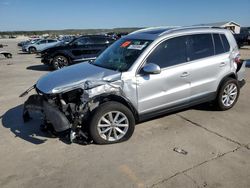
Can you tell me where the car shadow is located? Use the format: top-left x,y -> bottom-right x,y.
18,52 -> 30,55
26,65 -> 51,71
1,104 -> 54,144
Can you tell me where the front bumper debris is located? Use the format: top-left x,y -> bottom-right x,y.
23,94 -> 71,132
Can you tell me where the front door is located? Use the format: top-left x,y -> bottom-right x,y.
137,36 -> 191,114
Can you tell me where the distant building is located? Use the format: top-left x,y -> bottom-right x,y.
196,21 -> 241,34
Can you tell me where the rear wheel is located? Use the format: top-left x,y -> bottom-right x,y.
29,47 -> 36,54
89,102 -> 135,144
215,78 -> 239,111
52,55 -> 69,70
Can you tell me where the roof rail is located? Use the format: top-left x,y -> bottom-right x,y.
130,26 -> 178,35
159,26 -> 224,36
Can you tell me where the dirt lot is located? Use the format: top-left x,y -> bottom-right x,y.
0,39 -> 250,188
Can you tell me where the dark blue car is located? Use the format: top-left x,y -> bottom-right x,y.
41,35 -> 115,70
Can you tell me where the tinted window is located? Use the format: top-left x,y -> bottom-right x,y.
37,40 -> 46,44
91,37 -> 107,44
213,34 -> 225,55
48,39 -> 57,43
73,37 -> 91,45
147,36 -> 187,68
188,34 -> 214,61
220,34 -> 230,52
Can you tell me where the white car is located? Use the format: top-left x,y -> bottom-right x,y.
22,39 -> 60,53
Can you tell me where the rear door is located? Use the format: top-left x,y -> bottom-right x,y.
70,37 -> 93,60
136,36 -> 191,114
187,33 -> 231,102
36,40 -> 47,51
88,37 -> 112,56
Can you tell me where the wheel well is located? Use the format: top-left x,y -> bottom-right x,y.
227,73 -> 237,80
92,94 -> 139,122
29,46 -> 36,50
217,73 -> 237,93
53,53 -> 71,63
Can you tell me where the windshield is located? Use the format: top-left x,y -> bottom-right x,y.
92,39 -> 152,72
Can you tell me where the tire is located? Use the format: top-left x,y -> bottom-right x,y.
52,55 -> 69,70
6,53 -> 12,58
215,78 -> 240,111
29,47 -> 36,54
89,101 -> 135,144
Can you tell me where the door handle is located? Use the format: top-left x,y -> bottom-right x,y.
181,72 -> 190,77
220,62 -> 226,67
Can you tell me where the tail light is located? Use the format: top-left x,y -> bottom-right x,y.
234,54 -> 243,72
234,54 -> 242,64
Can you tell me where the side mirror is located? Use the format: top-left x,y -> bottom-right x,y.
142,63 -> 161,74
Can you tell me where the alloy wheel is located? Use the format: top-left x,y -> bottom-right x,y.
221,83 -> 238,107
97,111 -> 129,142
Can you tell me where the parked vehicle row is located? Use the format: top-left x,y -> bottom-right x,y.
21,26 -> 246,145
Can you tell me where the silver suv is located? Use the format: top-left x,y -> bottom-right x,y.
22,26 -> 246,144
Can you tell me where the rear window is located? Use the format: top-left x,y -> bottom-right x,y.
188,34 -> 214,61
213,34 -> 225,55
220,34 -> 230,52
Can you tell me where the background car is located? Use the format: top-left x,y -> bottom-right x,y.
22,39 -> 60,53
17,38 -> 41,47
233,27 -> 250,48
40,35 -> 115,70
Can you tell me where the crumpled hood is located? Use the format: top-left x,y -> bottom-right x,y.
36,62 -> 121,94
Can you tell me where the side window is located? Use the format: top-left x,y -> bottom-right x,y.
188,34 -> 214,61
74,37 -> 90,45
213,34 -> 225,55
38,40 -> 46,44
146,36 -> 187,68
48,39 -> 56,43
91,37 -> 106,44
220,34 -> 230,52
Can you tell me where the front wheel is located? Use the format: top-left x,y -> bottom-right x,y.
89,102 -> 135,144
215,78 -> 240,111
52,55 -> 69,70
29,47 -> 36,54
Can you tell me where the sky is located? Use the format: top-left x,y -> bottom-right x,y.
0,0 -> 249,31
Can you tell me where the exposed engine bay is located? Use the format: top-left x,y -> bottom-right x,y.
21,80 -> 125,144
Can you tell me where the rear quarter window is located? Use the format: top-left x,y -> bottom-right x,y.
220,34 -> 230,52
213,34 -> 225,55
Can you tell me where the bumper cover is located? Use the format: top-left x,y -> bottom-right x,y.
23,94 -> 71,132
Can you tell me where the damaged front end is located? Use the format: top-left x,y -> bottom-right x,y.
21,79 -> 124,144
